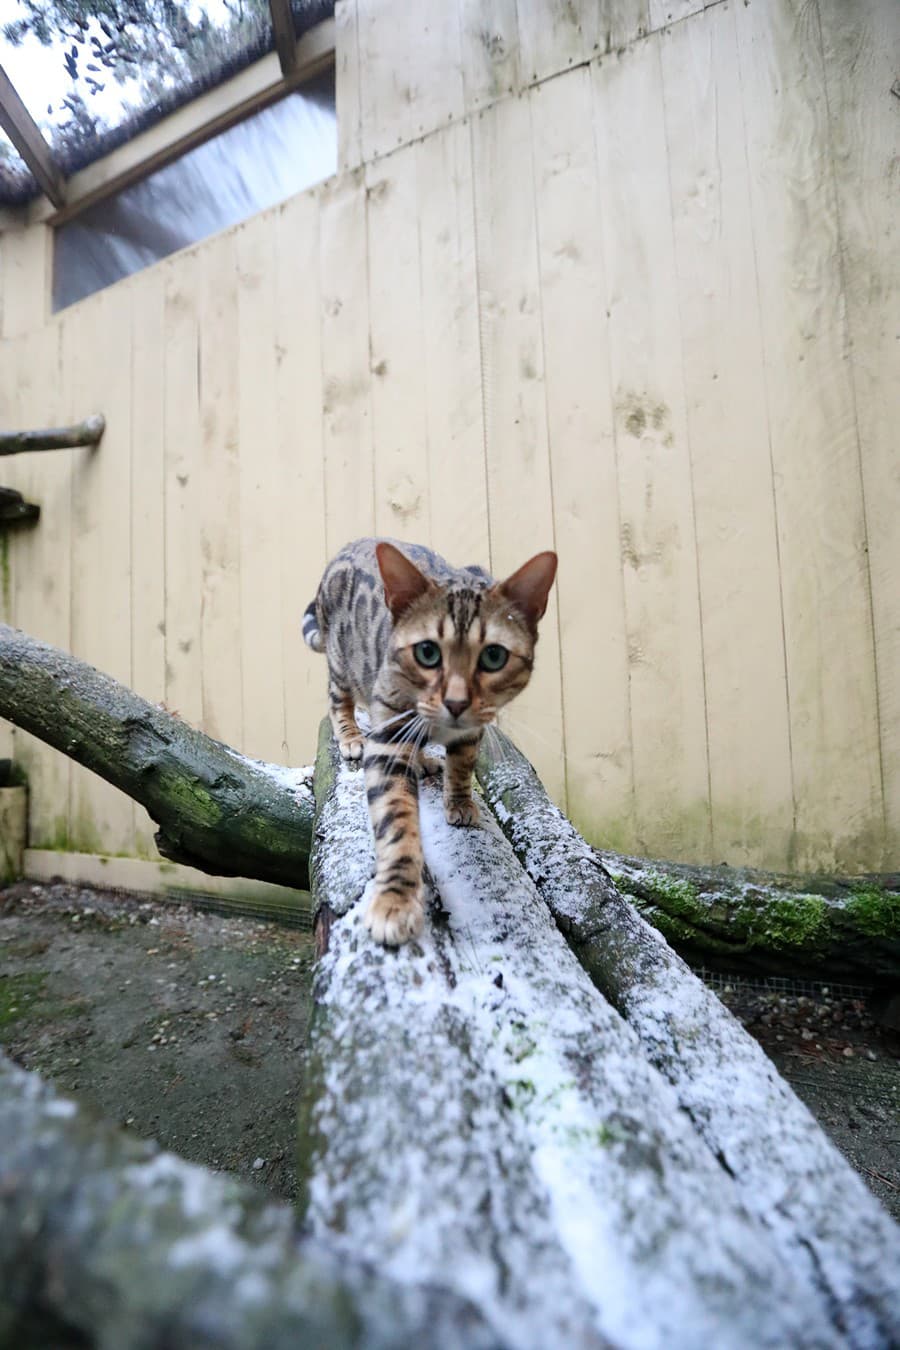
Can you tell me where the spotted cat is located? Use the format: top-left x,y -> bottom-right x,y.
303,539 -> 557,946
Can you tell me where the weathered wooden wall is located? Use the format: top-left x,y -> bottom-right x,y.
0,0 -> 896,877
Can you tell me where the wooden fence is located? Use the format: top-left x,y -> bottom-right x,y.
0,0 -> 896,879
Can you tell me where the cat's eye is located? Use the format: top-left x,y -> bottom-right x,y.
478,644 -> 509,672
413,640 -> 442,668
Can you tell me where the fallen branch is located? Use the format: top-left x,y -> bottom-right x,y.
476,731 -> 900,1347
297,724 -> 895,1347
0,624 -> 314,889
0,1053 -> 498,1350
0,414 -> 105,455
602,850 -> 900,983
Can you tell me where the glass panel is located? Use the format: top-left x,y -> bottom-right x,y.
0,1 -> 333,203
53,69 -> 335,310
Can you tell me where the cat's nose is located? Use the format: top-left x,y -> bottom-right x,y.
443,697 -> 471,720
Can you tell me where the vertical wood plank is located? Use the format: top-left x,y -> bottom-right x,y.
163,258 -> 203,730
274,191 -> 329,767
735,0 -> 883,870
458,0 -> 520,110
198,231 -> 244,753
236,218 -> 286,763
817,0 -> 899,858
357,0 -> 410,160
67,287 -> 134,854
471,95 -> 566,806
11,321 -> 72,848
366,146 -> 430,544
415,121 -> 490,569
649,0 -> 705,33
530,68 -> 634,849
516,0 -> 591,85
358,0 -> 464,160
405,0 -> 465,143
335,0 -> 363,171
591,40 -> 712,862
660,7 -> 795,866
0,223 -> 49,338
319,169 -> 375,557
130,269 -> 167,856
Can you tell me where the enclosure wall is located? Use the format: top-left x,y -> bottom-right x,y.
0,0 -> 897,874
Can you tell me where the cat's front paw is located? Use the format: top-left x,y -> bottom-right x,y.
365,889 -> 425,946
338,734 -> 364,762
445,797 -> 480,828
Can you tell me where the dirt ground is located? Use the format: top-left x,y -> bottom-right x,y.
1,879 -> 898,1221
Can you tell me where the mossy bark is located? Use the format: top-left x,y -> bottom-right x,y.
0,1052 -> 498,1350
477,736 -> 898,984
0,624 -> 313,889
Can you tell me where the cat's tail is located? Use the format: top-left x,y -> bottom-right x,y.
301,600 -> 325,653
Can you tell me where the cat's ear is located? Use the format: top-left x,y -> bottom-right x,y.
496,552 -> 558,630
376,542 -> 434,620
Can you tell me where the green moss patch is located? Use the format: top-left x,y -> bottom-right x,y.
845,887 -> 900,939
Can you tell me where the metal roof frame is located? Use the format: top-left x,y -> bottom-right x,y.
0,3 -> 333,225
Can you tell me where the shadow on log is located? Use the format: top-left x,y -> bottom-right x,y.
298,725 -> 900,1348
0,624 -> 314,888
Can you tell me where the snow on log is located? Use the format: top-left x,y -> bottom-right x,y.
0,624 -> 314,888
0,1052 -> 498,1349
477,731 -> 900,1348
300,724 -> 855,1349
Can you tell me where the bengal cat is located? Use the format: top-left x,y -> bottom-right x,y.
303,539 -> 557,947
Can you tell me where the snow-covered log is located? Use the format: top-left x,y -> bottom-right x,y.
0,624 -> 314,888
477,731 -> 900,1347
298,723 -> 887,1348
0,1053 -> 498,1349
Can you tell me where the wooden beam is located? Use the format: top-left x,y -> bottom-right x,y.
269,0 -> 299,75
42,19 -> 334,228
0,64 -> 66,209
0,414 -> 105,456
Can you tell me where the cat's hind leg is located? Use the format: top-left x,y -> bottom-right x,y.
443,734 -> 482,826
328,680 -> 364,761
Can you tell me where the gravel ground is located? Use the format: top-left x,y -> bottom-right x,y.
0,879 -> 314,1202
1,879 -> 898,1221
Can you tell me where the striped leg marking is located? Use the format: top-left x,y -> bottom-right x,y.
363,737 -> 424,946
329,682 -> 364,762
444,735 -> 481,827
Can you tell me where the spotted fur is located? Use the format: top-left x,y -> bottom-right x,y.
304,538 -> 557,946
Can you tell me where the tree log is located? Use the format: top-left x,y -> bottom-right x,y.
477,742 -> 899,984
0,1052 -> 499,1350
0,624 -> 313,889
297,725 -> 898,1348
0,414 -> 105,455
477,731 -> 900,1346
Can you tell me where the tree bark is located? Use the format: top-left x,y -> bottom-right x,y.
0,414 -> 105,455
477,737 -> 899,985
0,624 -> 313,889
476,731 -> 900,1347
0,1052 -> 499,1350
297,726 -> 899,1349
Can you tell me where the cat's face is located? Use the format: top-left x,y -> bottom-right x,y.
375,545 -> 557,744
